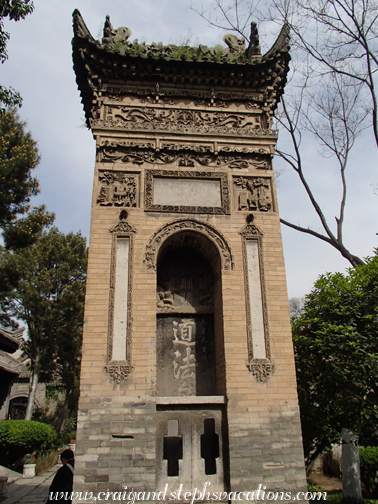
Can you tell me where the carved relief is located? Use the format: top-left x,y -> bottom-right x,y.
97,171 -> 138,207
104,211 -> 136,384
91,117 -> 275,138
144,218 -> 234,272
98,142 -> 270,170
145,170 -> 230,215
234,177 -> 273,211
106,106 -> 261,129
240,215 -> 273,381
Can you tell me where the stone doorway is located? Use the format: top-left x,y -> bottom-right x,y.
156,233 -> 227,493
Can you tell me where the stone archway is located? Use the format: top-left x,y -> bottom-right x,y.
155,229 -> 228,493
144,218 -> 234,272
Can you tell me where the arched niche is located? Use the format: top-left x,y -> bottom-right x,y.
155,230 -> 226,397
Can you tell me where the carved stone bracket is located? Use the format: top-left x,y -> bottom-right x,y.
145,169 -> 230,215
102,84 -> 265,108
246,359 -> 275,382
240,215 -> 273,380
105,211 -> 136,383
98,142 -> 270,170
144,218 -> 234,271
234,176 -> 273,211
104,363 -> 133,384
97,171 -> 138,207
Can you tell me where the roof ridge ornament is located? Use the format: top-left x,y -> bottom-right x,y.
246,22 -> 261,59
102,14 -> 132,49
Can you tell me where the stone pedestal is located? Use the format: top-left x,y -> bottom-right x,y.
22,464 -> 35,479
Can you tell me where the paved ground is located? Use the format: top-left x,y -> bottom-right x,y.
0,464 -> 60,504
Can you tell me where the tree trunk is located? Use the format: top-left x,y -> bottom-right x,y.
342,428 -> 364,504
24,366 -> 39,420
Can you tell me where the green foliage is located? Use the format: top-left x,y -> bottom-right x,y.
0,85 -> 21,109
0,110 -> 40,226
360,447 -> 378,495
293,251 -> 378,464
2,205 -> 55,249
0,420 -> 57,466
0,0 -> 34,109
0,228 -> 87,411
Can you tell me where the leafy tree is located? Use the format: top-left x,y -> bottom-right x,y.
0,0 -> 34,110
0,228 -> 87,420
293,252 -> 378,500
0,109 -> 40,226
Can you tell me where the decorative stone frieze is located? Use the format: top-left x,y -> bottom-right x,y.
98,142 -> 270,170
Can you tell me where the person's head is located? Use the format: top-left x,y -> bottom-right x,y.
60,449 -> 74,465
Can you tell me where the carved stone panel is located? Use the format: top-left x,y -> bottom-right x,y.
156,315 -> 216,397
104,212 -> 136,383
145,170 -> 230,215
240,216 -> 273,382
234,176 -> 273,212
97,171 -> 138,207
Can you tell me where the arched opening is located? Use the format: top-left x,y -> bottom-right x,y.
156,231 -> 225,397
155,230 -> 228,491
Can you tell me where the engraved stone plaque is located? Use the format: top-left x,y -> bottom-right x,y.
145,170 -> 230,214
153,178 -> 221,207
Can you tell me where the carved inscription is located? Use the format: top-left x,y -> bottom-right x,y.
156,315 -> 216,397
173,318 -> 196,396
97,171 -> 137,207
234,177 -> 272,212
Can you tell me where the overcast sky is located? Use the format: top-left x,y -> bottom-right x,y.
2,0 -> 377,298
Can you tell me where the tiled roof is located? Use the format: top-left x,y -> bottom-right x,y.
72,10 -> 291,127
0,326 -> 24,353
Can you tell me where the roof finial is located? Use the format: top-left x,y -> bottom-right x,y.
246,22 -> 261,58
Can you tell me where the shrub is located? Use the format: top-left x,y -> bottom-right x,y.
359,446 -> 378,495
0,420 -> 58,467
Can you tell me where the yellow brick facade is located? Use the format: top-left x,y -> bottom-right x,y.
72,10 -> 307,500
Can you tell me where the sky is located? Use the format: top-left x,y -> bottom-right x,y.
2,0 -> 378,299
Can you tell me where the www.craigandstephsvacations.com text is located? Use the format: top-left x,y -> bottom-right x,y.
48,482 -> 327,502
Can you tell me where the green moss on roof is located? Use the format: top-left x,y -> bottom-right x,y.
109,37 -> 254,64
